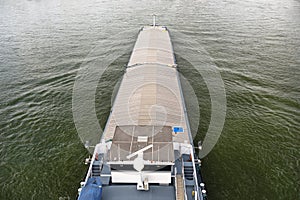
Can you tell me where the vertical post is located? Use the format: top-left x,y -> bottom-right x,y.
153,14 -> 156,26
118,144 -> 120,161
168,144 -> 170,162
158,145 -> 160,162
152,126 -> 154,161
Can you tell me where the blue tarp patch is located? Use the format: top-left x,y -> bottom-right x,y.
78,177 -> 102,200
173,126 -> 184,133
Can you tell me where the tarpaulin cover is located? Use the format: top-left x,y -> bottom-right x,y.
78,177 -> 102,200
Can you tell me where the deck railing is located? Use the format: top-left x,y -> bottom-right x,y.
181,159 -> 188,200
189,147 -> 203,200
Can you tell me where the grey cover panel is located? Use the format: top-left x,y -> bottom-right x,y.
109,125 -> 174,162
102,185 -> 175,200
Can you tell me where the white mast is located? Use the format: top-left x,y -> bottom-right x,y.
152,14 -> 156,26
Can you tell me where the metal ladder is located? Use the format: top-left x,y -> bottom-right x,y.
184,164 -> 194,180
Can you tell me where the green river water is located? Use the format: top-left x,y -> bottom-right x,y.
0,0 -> 299,199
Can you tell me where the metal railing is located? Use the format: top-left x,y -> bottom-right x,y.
174,167 -> 178,200
189,147 -> 203,200
181,159 -> 188,200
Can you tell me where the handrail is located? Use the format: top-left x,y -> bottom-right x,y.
174,168 -> 178,200
181,158 -> 188,200
83,144 -> 105,185
189,147 -> 202,200
83,149 -> 97,184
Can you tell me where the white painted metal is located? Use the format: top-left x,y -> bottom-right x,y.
111,171 -> 172,184
126,144 -> 153,159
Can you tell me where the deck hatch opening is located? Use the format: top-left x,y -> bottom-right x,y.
109,125 -> 174,164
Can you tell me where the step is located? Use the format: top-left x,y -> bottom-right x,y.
92,165 -> 101,176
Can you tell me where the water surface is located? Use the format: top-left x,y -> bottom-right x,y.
0,0 -> 299,199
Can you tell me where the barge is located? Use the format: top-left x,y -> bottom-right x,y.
78,19 -> 207,200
